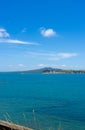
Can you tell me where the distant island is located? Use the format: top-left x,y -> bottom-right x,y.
42,69 -> 85,74
19,67 -> 85,74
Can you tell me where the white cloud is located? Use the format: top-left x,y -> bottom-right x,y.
26,52 -> 78,61
40,27 -> 57,37
37,64 -> 58,68
38,64 -> 47,67
8,64 -> 26,68
57,53 -> 77,58
0,28 -> 39,45
18,64 -> 26,67
49,53 -> 77,60
61,64 -> 66,67
0,39 -> 38,45
0,28 -> 10,38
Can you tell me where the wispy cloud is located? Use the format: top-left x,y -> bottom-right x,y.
37,64 -> 68,69
61,64 -> 66,67
18,64 -> 26,67
8,64 -> 27,68
0,39 -> 39,45
0,28 -> 10,38
50,53 -> 78,60
0,28 -> 39,45
37,63 -> 58,68
40,27 -> 57,37
26,52 -> 78,60
57,53 -> 77,58
38,64 -> 47,67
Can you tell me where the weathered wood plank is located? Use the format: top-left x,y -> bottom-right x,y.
0,120 -> 33,130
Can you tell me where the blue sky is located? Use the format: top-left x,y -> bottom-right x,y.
0,0 -> 85,71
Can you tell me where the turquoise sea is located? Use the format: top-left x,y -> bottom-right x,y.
0,73 -> 85,130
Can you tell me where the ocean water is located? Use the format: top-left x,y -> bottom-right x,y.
0,72 -> 85,130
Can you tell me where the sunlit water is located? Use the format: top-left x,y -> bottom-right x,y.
0,72 -> 85,130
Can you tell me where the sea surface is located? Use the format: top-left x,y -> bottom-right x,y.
0,72 -> 85,130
